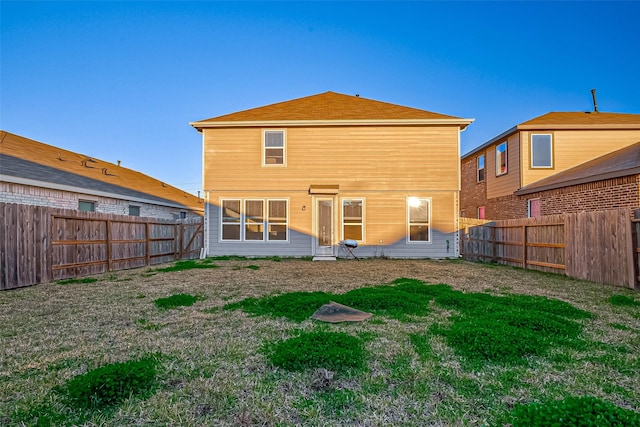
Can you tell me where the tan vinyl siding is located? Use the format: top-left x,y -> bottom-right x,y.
520,129 -> 640,187
203,126 -> 459,193
486,133 -> 521,199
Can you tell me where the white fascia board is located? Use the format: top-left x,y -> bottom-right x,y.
190,118 -> 475,130
0,174 -> 203,212
461,126 -> 518,159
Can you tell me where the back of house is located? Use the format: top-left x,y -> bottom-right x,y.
192,91 -> 473,259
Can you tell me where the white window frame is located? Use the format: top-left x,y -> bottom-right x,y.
263,129 -> 286,167
496,142 -> 507,176
407,197 -> 431,243
531,134 -> 553,168
220,199 -> 241,241
220,198 -> 289,242
477,154 -> 485,182
267,199 -> 288,242
244,199 -> 265,241
341,198 -> 365,242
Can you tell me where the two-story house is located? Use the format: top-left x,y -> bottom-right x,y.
191,91 -> 473,259
460,112 -> 640,220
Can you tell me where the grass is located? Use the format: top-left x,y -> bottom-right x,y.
154,293 -> 201,310
56,277 -> 98,285
154,259 -> 220,273
1,258 -> 639,426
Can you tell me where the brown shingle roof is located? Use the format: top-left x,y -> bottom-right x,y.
515,141 -> 640,195
462,111 -> 640,158
0,131 -> 202,212
519,112 -> 640,128
192,91 -> 471,128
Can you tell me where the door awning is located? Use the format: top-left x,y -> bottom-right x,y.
309,185 -> 339,195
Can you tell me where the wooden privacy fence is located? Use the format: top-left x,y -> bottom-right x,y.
1,203 -> 204,290
461,208 -> 638,289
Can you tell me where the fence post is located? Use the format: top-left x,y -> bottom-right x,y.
106,220 -> 112,272
522,224 -> 527,269
491,226 -> 497,262
633,209 -> 640,288
145,222 -> 151,267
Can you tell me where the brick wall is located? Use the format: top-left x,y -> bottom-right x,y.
460,156 -> 487,218
480,175 -> 640,220
0,182 -> 201,220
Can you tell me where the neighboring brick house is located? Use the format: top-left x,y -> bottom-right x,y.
0,131 -> 203,219
514,142 -> 640,215
460,112 -> 640,219
191,91 -> 473,259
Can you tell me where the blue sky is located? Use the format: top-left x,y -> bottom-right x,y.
2,1 -> 639,195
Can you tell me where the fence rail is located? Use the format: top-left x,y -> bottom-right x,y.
1,203 -> 204,290
461,208 -> 638,289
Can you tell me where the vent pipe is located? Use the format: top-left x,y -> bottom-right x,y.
591,89 -> 598,113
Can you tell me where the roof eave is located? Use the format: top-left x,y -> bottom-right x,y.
514,167 -> 640,195
190,118 -> 474,131
0,174 -> 204,213
517,123 -> 640,130
461,125 -> 518,159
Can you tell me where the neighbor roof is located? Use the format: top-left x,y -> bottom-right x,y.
515,142 -> 640,195
0,131 -> 203,213
462,111 -> 640,159
191,91 -> 473,130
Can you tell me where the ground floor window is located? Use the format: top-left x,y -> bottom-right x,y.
407,197 -> 430,242
342,199 -> 364,241
129,205 -> 140,216
221,198 -> 288,241
478,206 -> 485,219
528,198 -> 541,218
78,200 -> 95,212
221,199 -> 241,240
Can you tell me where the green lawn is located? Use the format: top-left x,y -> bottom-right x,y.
1,258 -> 638,426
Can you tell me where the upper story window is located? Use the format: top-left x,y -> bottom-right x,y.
129,205 -> 140,216
477,154 -> 485,182
496,142 -> 507,176
531,134 -> 553,168
78,200 -> 95,212
263,130 -> 285,166
407,197 -> 430,243
342,199 -> 364,241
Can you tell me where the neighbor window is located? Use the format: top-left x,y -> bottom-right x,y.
496,142 -> 507,176
263,130 -> 285,166
342,199 -> 364,241
531,134 -> 553,168
129,205 -> 140,216
528,199 -> 541,218
478,206 -> 485,219
221,199 -> 241,240
267,200 -> 288,241
477,154 -> 485,182
407,197 -> 430,242
245,200 -> 265,241
78,200 -> 95,212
